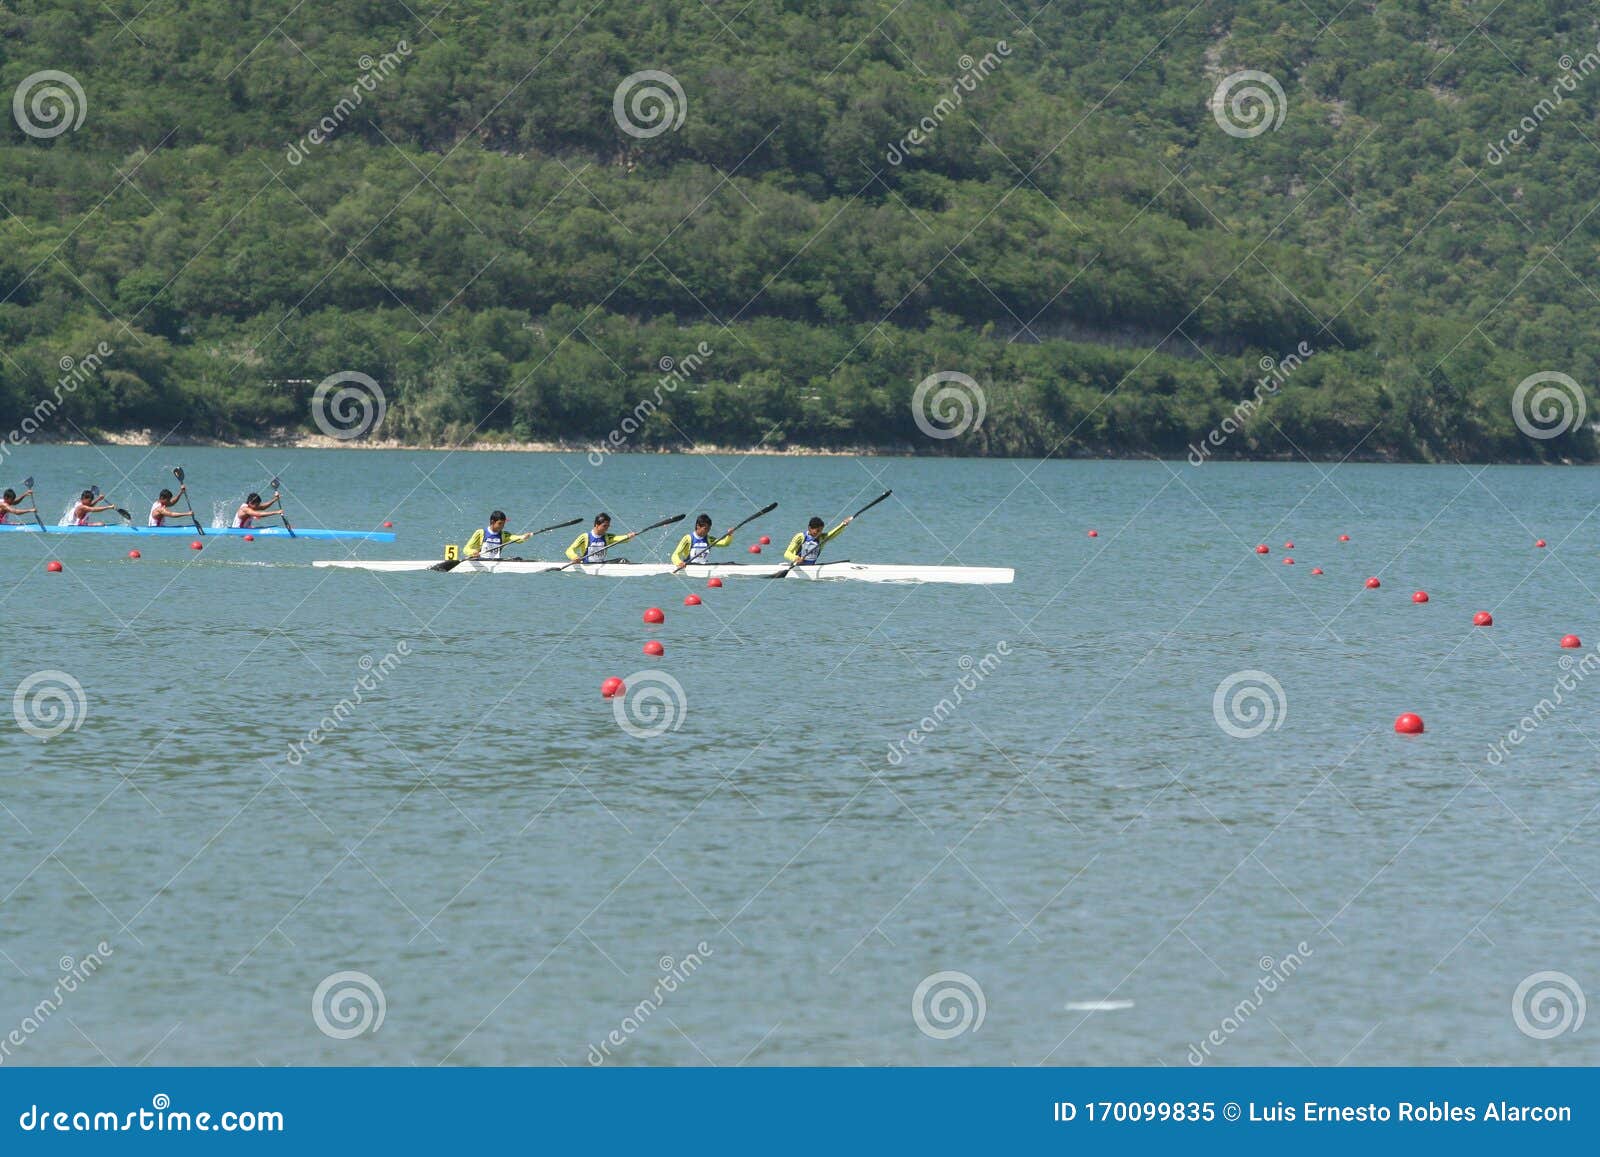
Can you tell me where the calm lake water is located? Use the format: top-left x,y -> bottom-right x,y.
2,447 -> 1597,1066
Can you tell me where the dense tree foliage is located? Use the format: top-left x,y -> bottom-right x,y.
1,0 -> 1596,460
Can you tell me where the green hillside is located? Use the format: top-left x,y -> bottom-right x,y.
1,0 -> 1596,460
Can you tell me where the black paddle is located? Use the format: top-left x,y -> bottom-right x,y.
270,477 -> 295,537
91,485 -> 134,524
20,476 -> 44,529
672,501 -> 778,573
173,466 -> 204,535
431,517 -> 583,572
560,513 -> 685,570
766,490 -> 891,579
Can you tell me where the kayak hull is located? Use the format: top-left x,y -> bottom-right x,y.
312,559 -> 1013,584
0,525 -> 395,542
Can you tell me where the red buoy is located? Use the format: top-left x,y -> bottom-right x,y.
46,560 -> 62,573
243,534 -> 254,542
707,577 -> 723,588
1284,541 -> 1294,549
1311,567 -> 1323,575
1339,534 -> 1350,542
1255,545 -> 1270,554
1365,577 -> 1381,589
1412,591 -> 1429,603
190,541 -> 203,550
1394,712 -> 1424,734
1473,610 -> 1493,627
643,607 -> 665,624
643,640 -> 664,657
383,521 -> 393,529
128,550 -> 141,560
759,535 -> 771,545
601,676 -> 624,699
1087,529 -> 1098,537
1282,557 -> 1294,565
1561,634 -> 1581,648
1536,539 -> 1546,548
683,594 -> 702,606
749,544 -> 762,553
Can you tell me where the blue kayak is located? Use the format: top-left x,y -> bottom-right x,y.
0,524 -> 395,542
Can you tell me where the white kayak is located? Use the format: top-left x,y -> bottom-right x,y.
312,559 -> 1014,585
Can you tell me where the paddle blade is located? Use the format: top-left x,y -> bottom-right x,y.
429,558 -> 462,572
22,476 -> 33,489
173,467 -> 185,483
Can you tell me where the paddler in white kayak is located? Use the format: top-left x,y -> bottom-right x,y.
0,487 -> 37,524
670,514 -> 734,567
565,512 -> 640,564
233,490 -> 284,529
464,510 -> 532,560
148,486 -> 195,527
784,514 -> 852,566
69,489 -> 119,526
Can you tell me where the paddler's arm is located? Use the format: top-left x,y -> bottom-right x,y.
504,532 -> 531,545
712,531 -> 734,548
783,532 -> 805,562
564,533 -> 587,561
670,533 -> 693,566
823,516 -> 853,543
464,528 -> 486,556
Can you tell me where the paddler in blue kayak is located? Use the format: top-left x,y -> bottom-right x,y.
69,489 -> 119,526
0,487 -> 37,525
148,487 -> 195,527
233,491 -> 284,529
464,510 -> 532,559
